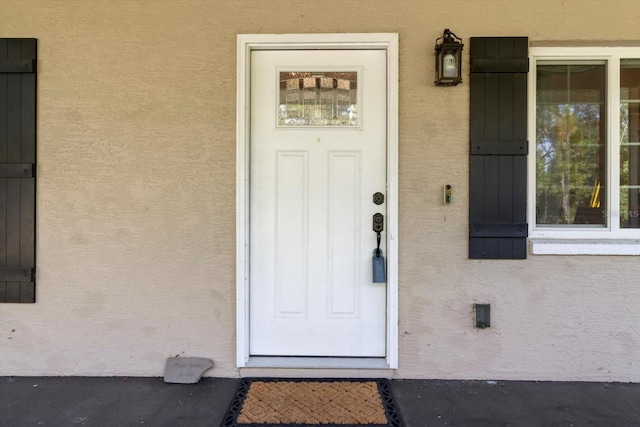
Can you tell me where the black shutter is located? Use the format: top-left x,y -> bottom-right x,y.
0,38 -> 37,302
469,37 -> 528,259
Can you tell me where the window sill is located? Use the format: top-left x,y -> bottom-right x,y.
530,239 -> 640,256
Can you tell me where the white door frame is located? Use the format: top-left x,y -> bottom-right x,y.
236,33 -> 399,369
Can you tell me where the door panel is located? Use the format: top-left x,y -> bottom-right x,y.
327,151 -> 360,317
249,49 -> 387,357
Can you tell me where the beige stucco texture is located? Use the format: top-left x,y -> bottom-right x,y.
1,1 -> 639,381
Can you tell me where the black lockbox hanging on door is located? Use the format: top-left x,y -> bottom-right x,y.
372,249 -> 386,283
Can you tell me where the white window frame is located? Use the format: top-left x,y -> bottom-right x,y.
528,47 -> 640,254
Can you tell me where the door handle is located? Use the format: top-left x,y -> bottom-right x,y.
372,213 -> 386,283
373,213 -> 384,256
373,212 -> 384,254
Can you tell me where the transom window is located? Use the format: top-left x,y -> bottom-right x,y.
529,47 -> 640,240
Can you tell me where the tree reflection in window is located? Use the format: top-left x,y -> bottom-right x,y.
536,64 -> 606,226
620,60 -> 640,228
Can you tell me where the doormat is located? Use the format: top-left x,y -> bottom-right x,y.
221,378 -> 403,427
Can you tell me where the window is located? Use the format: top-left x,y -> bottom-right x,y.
620,59 -> 640,229
529,47 -> 640,247
278,71 -> 358,127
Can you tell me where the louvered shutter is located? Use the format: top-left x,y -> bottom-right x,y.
0,38 -> 37,302
469,37 -> 528,259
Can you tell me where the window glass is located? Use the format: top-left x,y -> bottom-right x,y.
536,64 -> 607,226
620,59 -> 640,228
278,71 -> 357,126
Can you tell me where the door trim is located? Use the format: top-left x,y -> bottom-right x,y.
236,33 -> 399,369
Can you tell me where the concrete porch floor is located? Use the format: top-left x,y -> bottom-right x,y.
1,377 -> 639,426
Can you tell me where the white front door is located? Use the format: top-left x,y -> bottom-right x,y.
249,49 -> 388,357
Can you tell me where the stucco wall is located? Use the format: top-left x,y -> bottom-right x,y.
1,0 -> 638,381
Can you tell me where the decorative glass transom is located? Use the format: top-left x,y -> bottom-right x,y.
278,71 -> 358,126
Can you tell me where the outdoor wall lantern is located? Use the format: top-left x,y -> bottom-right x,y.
434,29 -> 464,86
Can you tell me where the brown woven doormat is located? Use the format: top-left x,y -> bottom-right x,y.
221,378 -> 403,427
